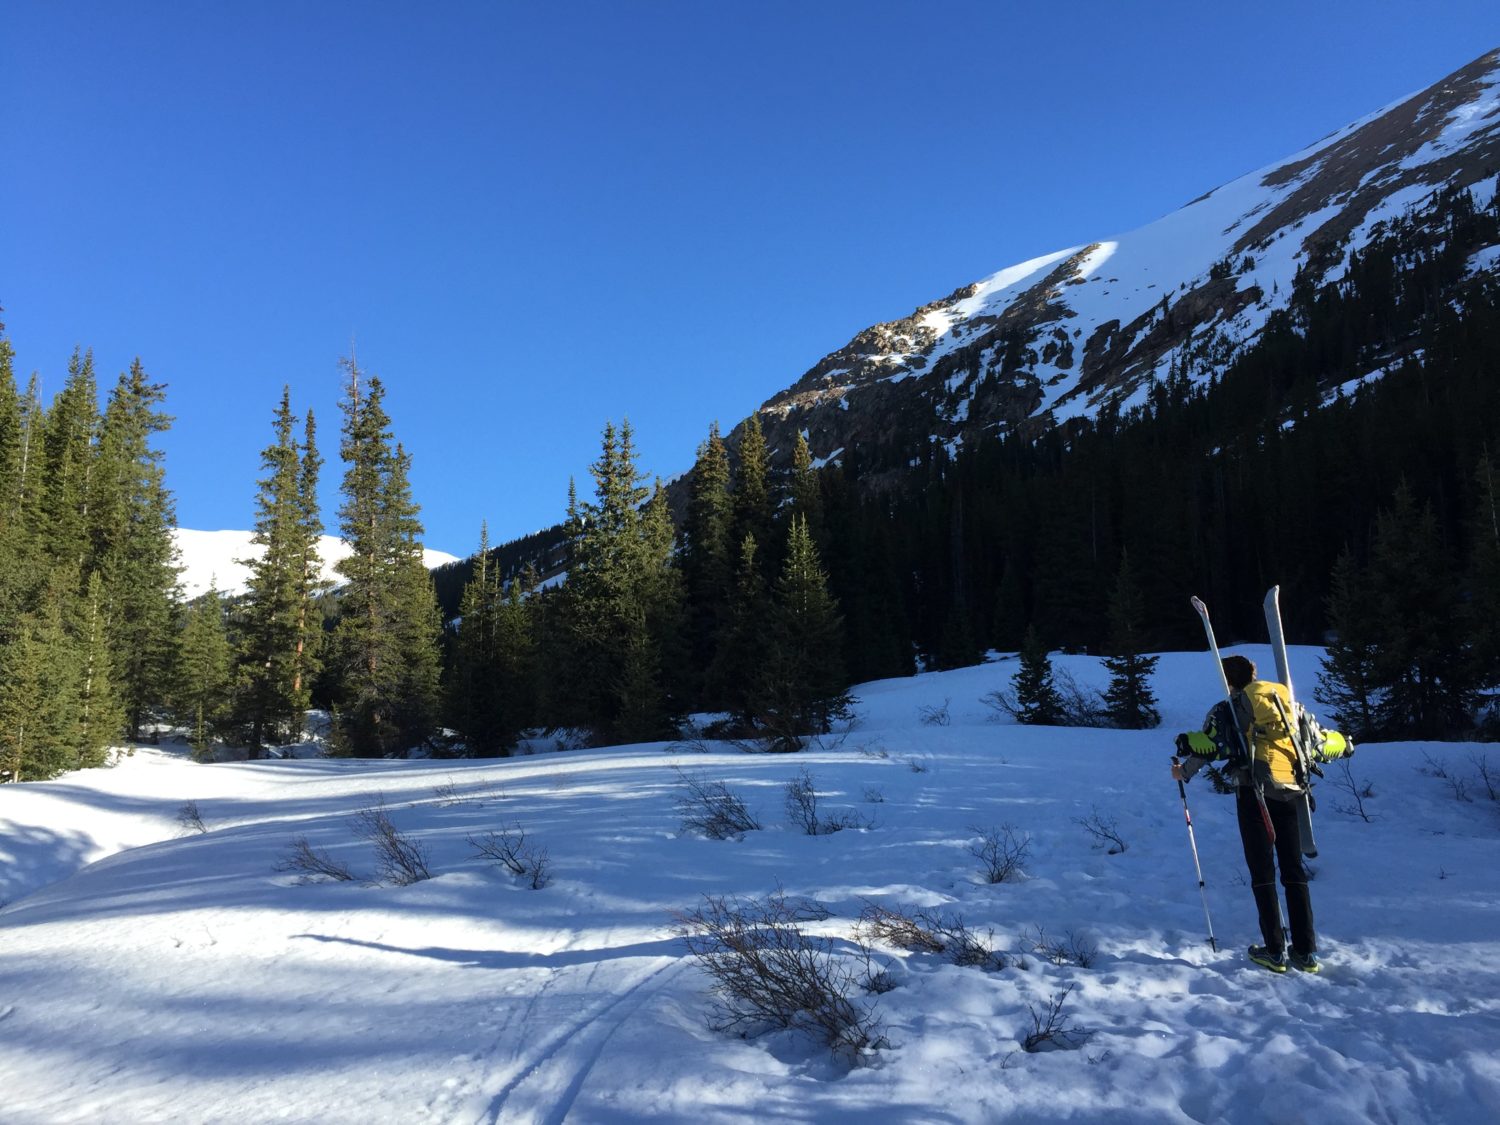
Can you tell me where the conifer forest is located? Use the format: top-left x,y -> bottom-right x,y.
2,179 -> 1498,782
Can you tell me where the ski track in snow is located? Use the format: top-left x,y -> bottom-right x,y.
2,646 -> 1500,1122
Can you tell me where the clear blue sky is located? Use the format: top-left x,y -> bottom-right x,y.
5,1 -> 1499,553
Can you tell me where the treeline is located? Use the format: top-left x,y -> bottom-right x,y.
0,344 -> 179,779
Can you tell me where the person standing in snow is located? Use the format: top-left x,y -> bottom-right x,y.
1171,654 -> 1350,974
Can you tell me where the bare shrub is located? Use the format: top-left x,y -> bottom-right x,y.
785,769 -> 875,836
1419,751 -> 1449,779
1330,759 -> 1377,822
904,756 -> 930,774
176,800 -> 207,835
1446,775 -> 1473,803
854,901 -> 1003,971
1027,925 -> 1097,968
918,699 -> 951,727
984,673 -> 1107,727
674,891 -> 882,1063
969,824 -> 1031,884
468,825 -> 551,889
1074,807 -> 1127,854
863,785 -> 886,804
675,769 -> 762,840
1022,985 -> 1093,1053
352,800 -> 432,886
275,837 -> 355,883
855,902 -> 947,954
1470,752 -> 1499,802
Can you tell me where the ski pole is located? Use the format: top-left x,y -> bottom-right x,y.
1175,768 -> 1218,953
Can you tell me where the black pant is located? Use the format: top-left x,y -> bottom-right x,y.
1235,788 -> 1315,957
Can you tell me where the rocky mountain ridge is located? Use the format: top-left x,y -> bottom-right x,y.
740,49 -> 1500,476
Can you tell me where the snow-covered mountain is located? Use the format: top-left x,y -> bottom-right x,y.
173,528 -> 459,600
749,49 -> 1500,470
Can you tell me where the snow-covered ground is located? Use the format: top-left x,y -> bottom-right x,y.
173,528 -> 460,599
3,647 -> 1499,1123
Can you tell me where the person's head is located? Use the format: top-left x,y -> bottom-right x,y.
1222,655 -> 1256,691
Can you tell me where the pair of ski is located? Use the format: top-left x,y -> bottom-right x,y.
1190,588 -> 1317,857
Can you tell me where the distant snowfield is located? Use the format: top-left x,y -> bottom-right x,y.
173,528 -> 461,599
3,647 -> 1499,1123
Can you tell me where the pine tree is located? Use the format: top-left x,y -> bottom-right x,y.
788,430 -> 824,543
681,423 -> 733,708
238,389 -> 307,747
710,532 -> 771,729
330,362 -> 443,756
1101,551 -> 1161,729
556,420 -> 677,743
1367,483 -> 1475,737
1012,625 -> 1064,725
1466,452 -> 1500,703
292,408 -> 327,716
0,570 -> 84,780
176,585 -> 233,759
72,567 -> 124,766
757,514 -> 851,750
732,413 -> 773,576
1316,547 -> 1380,742
37,348 -> 99,572
450,524 -> 512,756
90,361 -> 180,739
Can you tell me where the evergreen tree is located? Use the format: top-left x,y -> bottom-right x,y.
732,413 -> 773,576
1317,547 -> 1380,742
238,389 -> 307,747
90,361 -> 180,739
1101,551 -> 1161,729
330,362 -> 443,756
450,524 -> 512,756
37,348 -> 99,572
788,430 -> 824,543
757,514 -> 851,749
1012,625 -> 1064,725
72,567 -> 124,766
0,570 -> 85,780
681,423 -> 733,708
292,408 -> 327,713
1466,452 -> 1500,700
710,532 -> 771,728
1367,483 -> 1475,737
176,585 -> 233,759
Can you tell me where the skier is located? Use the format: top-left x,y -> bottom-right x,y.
1172,654 -> 1350,974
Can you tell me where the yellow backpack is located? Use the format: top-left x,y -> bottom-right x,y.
1237,680 -> 1300,788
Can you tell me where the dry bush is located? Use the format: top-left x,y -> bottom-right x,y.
674,890 -> 881,1064
176,800 -> 207,835
1074,807 -> 1128,854
468,825 -> 552,888
855,901 -> 1004,971
275,837 -> 355,883
674,769 -> 762,839
352,800 -> 432,885
1027,925 -> 1097,968
1330,759 -> 1377,822
785,768 -> 874,836
918,699 -> 951,727
1022,985 -> 1093,1053
969,824 -> 1030,884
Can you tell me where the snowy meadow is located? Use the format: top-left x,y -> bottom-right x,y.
3,647 -> 1498,1124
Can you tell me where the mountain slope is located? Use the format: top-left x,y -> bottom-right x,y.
173,528 -> 459,600
750,50 -> 1500,472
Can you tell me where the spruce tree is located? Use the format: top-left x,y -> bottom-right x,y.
1316,547 -> 1380,742
450,524 -> 512,756
1367,483 -> 1474,737
1013,625 -> 1064,725
292,408 -> 327,715
90,361 -> 180,739
238,389 -> 307,747
330,362 -> 442,756
1466,452 -> 1500,702
732,413 -> 773,576
72,567 -> 124,766
681,423 -> 733,708
788,430 -> 824,543
37,348 -> 99,572
1101,551 -> 1161,729
176,585 -> 233,759
710,532 -> 771,729
758,514 -> 851,749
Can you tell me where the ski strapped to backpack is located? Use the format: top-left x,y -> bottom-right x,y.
1189,595 -> 1278,843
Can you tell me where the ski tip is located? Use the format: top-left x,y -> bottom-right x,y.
1190,595 -> 1207,612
